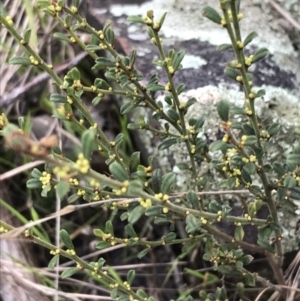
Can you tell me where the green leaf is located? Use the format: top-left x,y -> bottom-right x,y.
127,179 -> 143,194
287,186 -> 300,200
81,130 -> 95,160
120,101 -> 137,114
173,50 -> 185,70
128,205 -> 144,224
85,44 -> 102,51
165,232 -> 177,242
127,15 -> 147,24
26,178 -> 42,189
234,226 -> 244,241
217,43 -> 233,52
244,162 -> 256,174
129,152 -> 140,173
9,57 -> 31,66
185,214 -> 201,233
236,282 -> 245,297
127,270 -> 135,285
217,265 -> 233,275
167,108 -> 180,121
161,172 -> 176,194
255,89 -> 266,98
158,138 -> 177,150
244,273 -> 255,286
127,123 -> 140,130
244,135 -> 257,146
145,205 -> 163,216
242,124 -> 255,135
103,20 -> 112,33
199,291 -> 208,299
230,106 -> 247,116
283,176 -> 296,188
249,185 -> 262,196
68,193 -> 80,203
151,169 -> 162,193
167,109 -> 180,121
257,238 -> 274,253
138,248 -> 150,259
185,97 -> 197,111
53,32 -> 70,42
287,154 -> 300,166
252,47 -> 269,63
94,78 -> 111,90
97,257 -> 106,270
109,161 -> 128,182
31,168 -> 42,179
91,90 -> 102,100
110,288 -> 118,299
176,163 -> 189,170
146,83 -> 165,92
48,254 -> 59,269
202,6 -> 222,24
94,57 -> 115,68
114,133 -> 124,146
105,220 -> 114,235
209,140 -> 227,153
96,241 -> 111,249
35,0 -> 51,9
267,123 -> 281,136
125,224 -> 137,238
157,12 -> 167,29
208,200 -> 222,213
241,168 -> 252,184
23,28 -> 32,44
221,204 -> 232,217
50,93 -> 67,103
60,229 -> 74,249
243,31 -> 258,47
56,181 -> 70,199
224,66 -> 239,81
186,190 -> 200,209
195,116 -> 205,129
41,184 -> 50,197
217,99 -> 230,121
137,289 -> 148,298
61,267 -> 80,279
69,67 -> 80,80
104,27 -> 115,45
177,83 -> 185,95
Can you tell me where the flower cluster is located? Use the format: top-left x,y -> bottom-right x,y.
75,153 -> 90,174
0,113 -> 8,129
39,172 -> 51,189
53,165 -> 70,178
139,197 -> 152,208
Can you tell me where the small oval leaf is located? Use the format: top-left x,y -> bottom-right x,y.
60,229 -> 74,249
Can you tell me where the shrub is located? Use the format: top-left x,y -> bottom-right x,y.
0,0 -> 299,300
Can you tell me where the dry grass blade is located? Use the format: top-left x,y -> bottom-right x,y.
0,263 -> 114,300
0,52 -> 88,106
265,0 -> 300,31
285,251 -> 300,301
0,160 -> 44,181
0,205 -> 76,238
0,0 -> 36,97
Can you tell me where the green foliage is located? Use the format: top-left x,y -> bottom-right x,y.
0,1 -> 299,300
